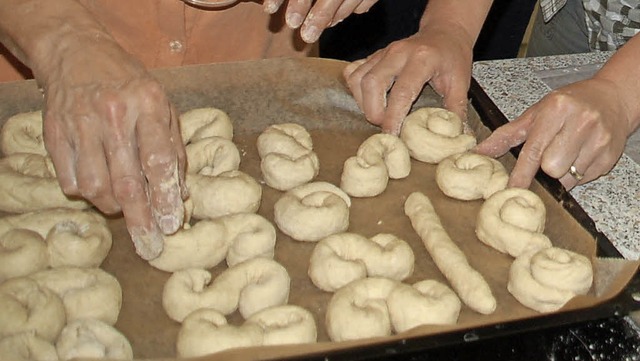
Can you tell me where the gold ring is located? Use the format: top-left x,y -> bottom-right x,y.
568,165 -> 584,181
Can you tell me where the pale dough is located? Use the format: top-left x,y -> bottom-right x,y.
340,133 -> 411,197
436,152 -> 508,200
404,191 -> 497,315
476,188 -> 552,258
508,247 -> 593,313
186,136 -> 240,177
325,277 -> 461,342
308,232 -> 414,292
0,229 -> 48,282
0,153 -> 90,213
176,305 -> 317,358
0,110 -> 47,156
257,123 -> 319,191
400,107 -> 476,164
0,332 -> 58,361
274,181 -> 351,242
55,318 -> 133,361
180,107 -> 234,143
149,212 -> 276,272
162,258 -> 290,322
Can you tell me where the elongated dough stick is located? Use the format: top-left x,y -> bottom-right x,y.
404,192 -> 496,314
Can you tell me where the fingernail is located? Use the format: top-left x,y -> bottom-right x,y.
301,26 -> 320,43
264,2 -> 278,14
159,213 -> 181,235
130,227 -> 164,261
286,13 -> 304,28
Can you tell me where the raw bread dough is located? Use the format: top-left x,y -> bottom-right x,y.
55,318 -> 133,361
257,123 -> 320,191
0,229 -> 48,282
274,181 -> 351,242
404,191 -> 496,315
149,213 -> 276,272
508,247 -> 593,313
186,136 -> 240,177
0,277 -> 66,342
476,188 -> 552,258
176,305 -> 317,358
162,258 -> 290,322
180,107 -> 234,143
400,107 -> 476,164
0,153 -> 90,212
0,332 -> 58,361
436,152 -> 508,200
325,277 -> 460,342
0,110 -> 47,156
30,267 -> 122,325
340,133 -> 411,197
308,232 -> 414,292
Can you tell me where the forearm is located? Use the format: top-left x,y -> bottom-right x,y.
419,0 -> 494,48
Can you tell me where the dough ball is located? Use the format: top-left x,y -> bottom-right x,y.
341,133 -> 411,197
0,154 -> 90,213
308,232 -> 414,292
162,258 -> 290,322
180,107 -> 233,143
257,123 -> 319,191
55,319 -> 133,361
0,332 -> 58,361
476,188 -> 552,257
508,247 -> 593,313
30,267 -> 122,325
186,136 -> 240,177
400,107 -> 476,164
436,152 -> 508,200
0,277 -> 66,342
274,181 -> 351,242
0,229 -> 48,282
1,110 -> 47,156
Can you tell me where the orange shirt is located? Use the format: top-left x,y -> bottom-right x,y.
0,0 -> 316,82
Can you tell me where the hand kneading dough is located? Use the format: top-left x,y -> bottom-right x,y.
162,258 -> 290,322
400,107 -> 476,164
325,277 -> 460,342
0,277 -> 66,342
56,319 -> 133,361
404,192 -> 496,314
177,305 -> 317,358
0,333 -> 58,361
1,110 -> 47,156
476,188 -> 552,258
257,123 -> 319,191
341,133 -> 411,197
436,152 -> 508,200
30,267 -> 122,325
0,153 -> 90,212
508,247 -> 593,313
180,107 -> 234,143
308,232 -> 414,292
149,213 -> 276,272
274,181 -> 351,242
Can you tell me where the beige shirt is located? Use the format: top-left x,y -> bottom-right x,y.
0,0 -> 316,82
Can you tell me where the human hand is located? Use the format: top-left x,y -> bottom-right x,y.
343,23 -> 474,135
474,78 -> 635,190
39,35 -> 187,260
262,0 -> 378,43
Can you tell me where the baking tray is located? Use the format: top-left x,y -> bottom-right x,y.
0,58 -> 638,361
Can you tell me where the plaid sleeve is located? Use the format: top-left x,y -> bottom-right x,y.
540,0 -> 569,22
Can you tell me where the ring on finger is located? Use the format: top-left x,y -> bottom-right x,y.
568,165 -> 584,181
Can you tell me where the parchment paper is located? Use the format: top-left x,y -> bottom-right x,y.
0,57 -> 637,361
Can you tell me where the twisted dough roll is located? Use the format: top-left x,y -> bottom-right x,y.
274,181 -> 351,242
0,333 -> 58,361
0,153 -> 90,212
340,133 -> 411,197
186,136 -> 240,177
400,107 -> 476,164
30,267 -> 122,325
149,213 -> 276,272
308,232 -> 414,292
325,277 -> 460,342
257,123 -> 320,191
0,209 -> 112,282
405,192 -> 496,315
1,110 -> 47,156
476,188 -> 552,258
55,319 -> 133,361
0,277 -> 66,342
180,107 -> 233,143
508,247 -> 593,313
162,258 -> 290,322
177,305 -> 317,358
436,152 -> 508,200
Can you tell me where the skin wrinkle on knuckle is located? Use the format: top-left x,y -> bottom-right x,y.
113,175 -> 146,204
